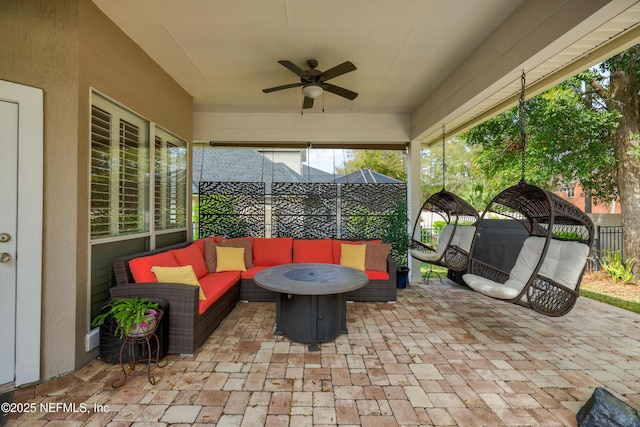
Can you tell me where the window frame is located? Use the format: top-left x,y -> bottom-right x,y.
88,90 -> 190,343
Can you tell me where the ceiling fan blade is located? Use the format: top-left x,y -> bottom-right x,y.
262,82 -> 303,93
278,60 -> 306,78
324,83 -> 358,100
302,96 -> 314,109
322,61 -> 357,81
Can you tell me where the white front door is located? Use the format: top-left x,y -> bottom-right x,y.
0,99 -> 18,385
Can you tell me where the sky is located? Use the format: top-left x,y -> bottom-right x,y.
305,149 -> 346,174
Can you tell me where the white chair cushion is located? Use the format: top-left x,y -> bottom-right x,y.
410,249 -> 442,263
463,273 -> 520,299
464,236 -> 590,301
435,224 -> 454,256
537,238 -> 590,289
412,224 -> 454,262
449,225 -> 476,253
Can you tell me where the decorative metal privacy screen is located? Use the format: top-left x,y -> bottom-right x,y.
340,183 -> 407,240
271,182 -> 338,239
198,182 -> 266,238
198,181 -> 406,240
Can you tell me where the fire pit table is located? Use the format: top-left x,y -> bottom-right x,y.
254,263 -> 369,351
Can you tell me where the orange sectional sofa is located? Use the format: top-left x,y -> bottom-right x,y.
110,237 -> 397,355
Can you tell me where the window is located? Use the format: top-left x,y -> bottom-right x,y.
89,92 -> 188,336
90,94 -> 149,239
567,185 -> 575,198
155,129 -> 187,231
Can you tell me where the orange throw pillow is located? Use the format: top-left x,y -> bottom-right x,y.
293,239 -> 333,263
252,237 -> 293,266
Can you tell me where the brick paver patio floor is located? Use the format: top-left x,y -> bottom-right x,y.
5,279 -> 640,426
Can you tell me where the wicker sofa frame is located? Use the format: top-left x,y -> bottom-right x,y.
111,241 -> 239,355
110,240 -> 398,354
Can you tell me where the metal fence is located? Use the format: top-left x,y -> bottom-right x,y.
591,225 -> 624,271
419,225 -> 624,273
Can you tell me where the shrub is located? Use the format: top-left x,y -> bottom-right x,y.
600,250 -> 636,284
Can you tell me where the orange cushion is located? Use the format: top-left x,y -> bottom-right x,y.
129,251 -> 178,283
252,237 -> 293,266
293,239 -> 333,264
365,270 -> 390,281
191,239 -> 205,255
197,272 -> 240,314
171,243 -> 209,279
240,265 -> 270,280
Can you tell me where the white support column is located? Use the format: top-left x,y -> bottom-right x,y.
408,139 -> 423,284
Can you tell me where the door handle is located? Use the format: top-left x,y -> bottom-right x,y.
0,253 -> 11,263
0,233 -> 10,242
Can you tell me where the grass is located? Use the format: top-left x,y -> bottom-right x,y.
579,289 -> 640,314
420,263 -> 640,314
580,270 -> 640,314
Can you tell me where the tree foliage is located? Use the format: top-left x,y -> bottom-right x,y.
464,75 -> 619,203
464,44 -> 640,277
337,150 -> 407,181
420,138 -> 485,209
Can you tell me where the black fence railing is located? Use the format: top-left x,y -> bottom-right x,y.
591,225 -> 624,271
418,224 -> 624,273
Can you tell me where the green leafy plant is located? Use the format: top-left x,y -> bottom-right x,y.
383,199 -> 410,268
554,231 -> 584,241
599,251 -> 636,284
92,297 -> 159,339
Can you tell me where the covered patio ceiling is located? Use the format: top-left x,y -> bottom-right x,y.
92,0 -> 640,147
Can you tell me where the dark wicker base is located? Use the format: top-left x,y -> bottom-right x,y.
110,282 -> 239,355
111,244 -> 397,355
240,278 -> 277,302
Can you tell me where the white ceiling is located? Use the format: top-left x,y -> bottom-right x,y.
92,0 -> 640,145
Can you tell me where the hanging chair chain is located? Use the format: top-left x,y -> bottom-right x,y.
441,123 -> 446,190
519,71 -> 527,183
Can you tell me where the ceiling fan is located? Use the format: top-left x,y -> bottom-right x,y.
262,59 -> 358,109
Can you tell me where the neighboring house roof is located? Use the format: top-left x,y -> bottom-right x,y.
192,148 -> 402,192
333,169 -> 403,184
193,148 -> 296,192
301,164 -> 339,183
192,148 -> 339,193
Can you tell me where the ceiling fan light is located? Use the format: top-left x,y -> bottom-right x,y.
302,84 -> 323,99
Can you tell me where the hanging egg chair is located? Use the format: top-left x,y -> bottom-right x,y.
410,125 -> 479,281
462,72 -> 594,316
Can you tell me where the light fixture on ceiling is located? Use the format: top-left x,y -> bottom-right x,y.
302,84 -> 323,99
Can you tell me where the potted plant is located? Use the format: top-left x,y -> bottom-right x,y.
383,198 -> 411,288
92,297 -> 160,339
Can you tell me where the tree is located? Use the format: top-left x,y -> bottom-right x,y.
420,138 -> 485,209
464,44 -> 640,277
594,45 -> 640,278
337,150 -> 407,181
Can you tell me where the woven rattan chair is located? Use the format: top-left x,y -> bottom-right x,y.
463,180 -> 594,317
410,189 -> 479,281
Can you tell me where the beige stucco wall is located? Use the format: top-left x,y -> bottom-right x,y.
0,0 -> 192,381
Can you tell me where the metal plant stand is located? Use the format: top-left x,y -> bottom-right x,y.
112,309 -> 167,388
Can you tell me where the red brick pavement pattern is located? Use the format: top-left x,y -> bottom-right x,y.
6,280 -> 640,426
